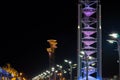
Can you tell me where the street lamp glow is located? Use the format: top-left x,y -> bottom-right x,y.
91,63 -> 95,66
73,64 -> 77,66
79,55 -> 83,58
56,64 -> 59,67
60,66 -> 62,69
46,70 -> 50,74
78,25 -> 80,29
69,61 -> 72,64
51,67 -> 55,72
109,33 -> 119,39
80,51 -> 85,55
88,56 -> 93,60
43,72 -> 47,75
64,59 -> 73,80
55,70 -> 58,73
56,64 -> 62,69
80,51 -> 85,58
107,40 -> 116,44
63,70 -> 67,74
64,59 -> 68,63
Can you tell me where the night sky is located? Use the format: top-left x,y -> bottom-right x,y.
0,0 -> 120,79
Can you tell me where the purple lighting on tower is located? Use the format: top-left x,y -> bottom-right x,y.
83,66 -> 96,75
83,41 -> 96,46
82,17 -> 97,25
78,0 -> 102,79
83,31 -> 96,36
84,27 -> 95,29
83,25 -> 95,29
83,31 -> 96,39
83,40 -> 96,49
84,51 -> 96,56
83,7 -> 96,17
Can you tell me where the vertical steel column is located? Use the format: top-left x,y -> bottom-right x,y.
97,3 -> 102,80
77,0 -> 82,79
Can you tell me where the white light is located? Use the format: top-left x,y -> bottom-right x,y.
91,63 -> 95,66
117,60 -> 119,63
46,70 -> 50,74
63,70 -> 67,74
79,55 -> 83,58
57,64 -> 62,68
69,61 -> 72,64
80,51 -> 85,55
109,33 -> 119,39
107,40 -> 116,43
51,67 -> 55,71
88,56 -> 93,60
64,59 -> 68,62
43,72 -> 47,75
99,25 -> 101,29
56,64 -> 59,67
55,70 -> 58,73
78,25 -> 80,29
73,64 -> 77,66
60,66 -> 62,69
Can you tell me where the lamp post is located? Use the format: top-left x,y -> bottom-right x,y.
56,64 -> 63,80
64,59 -> 72,80
107,33 -> 120,79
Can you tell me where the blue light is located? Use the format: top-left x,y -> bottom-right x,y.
78,76 -> 82,80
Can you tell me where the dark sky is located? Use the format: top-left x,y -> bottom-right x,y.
0,0 -> 120,79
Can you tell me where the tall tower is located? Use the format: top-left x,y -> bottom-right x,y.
47,39 -> 57,80
77,0 -> 102,80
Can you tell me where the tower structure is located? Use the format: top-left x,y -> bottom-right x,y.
47,39 -> 57,80
77,0 -> 102,80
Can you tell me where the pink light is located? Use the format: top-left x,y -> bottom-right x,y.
83,41 -> 96,45
83,31 -> 96,36
84,26 -> 95,29
83,7 -> 96,17
82,31 -> 96,39
84,46 -> 95,49
84,51 -> 95,56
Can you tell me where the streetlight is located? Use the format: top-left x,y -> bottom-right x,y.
108,33 -> 120,79
56,64 -> 63,72
64,59 -> 72,80
56,64 -> 63,80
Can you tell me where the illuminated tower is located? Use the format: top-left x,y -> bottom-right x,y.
47,39 -> 57,80
77,0 -> 102,80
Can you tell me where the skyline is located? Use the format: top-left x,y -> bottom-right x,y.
0,0 -> 120,79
